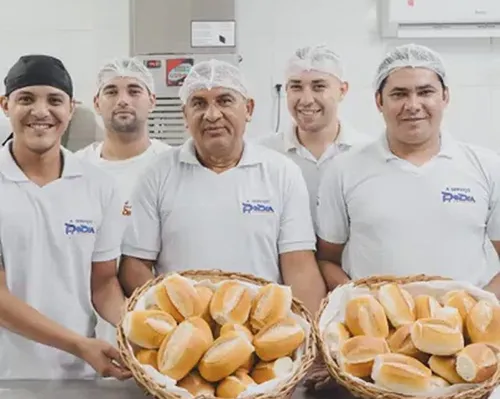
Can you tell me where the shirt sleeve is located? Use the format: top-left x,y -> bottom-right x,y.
121,165 -> 162,261
278,162 -> 316,254
92,181 -> 126,262
315,159 -> 350,244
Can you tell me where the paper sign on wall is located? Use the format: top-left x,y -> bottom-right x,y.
191,21 -> 236,48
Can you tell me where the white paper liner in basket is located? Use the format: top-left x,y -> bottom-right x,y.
126,274 -> 311,399
318,279 -> 500,397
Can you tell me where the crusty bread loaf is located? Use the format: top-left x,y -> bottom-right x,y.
345,295 -> 390,338
410,318 -> 464,356
323,321 -> 351,353
123,310 -> 177,349
441,290 -> 477,320
428,355 -> 465,384
387,324 -> 427,362
466,300 -> 500,346
195,285 -> 214,326
155,274 -> 203,322
456,343 -> 498,383
198,331 -> 255,382
177,370 -> 215,396
338,336 -> 390,378
216,369 -> 255,398
249,283 -> 292,332
414,295 -> 442,319
429,375 -> 450,388
377,284 -> 416,328
187,316 -> 214,350
250,357 -> 294,384
371,353 -> 433,394
157,317 -> 210,380
210,281 -> 252,326
253,317 -> 305,361
219,323 -> 254,342
135,349 -> 158,369
434,306 -> 463,332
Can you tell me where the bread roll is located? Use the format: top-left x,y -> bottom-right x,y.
429,375 -> 450,388
387,324 -> 427,362
251,357 -> 294,384
135,349 -> 158,369
154,274 -> 203,322
249,283 -> 292,332
428,355 -> 465,384
157,317 -> 210,380
371,353 -> 432,394
220,323 -> 254,342
177,370 -> 215,396
442,290 -> 477,320
456,343 -> 498,383
414,295 -> 442,319
123,310 -> 177,349
338,336 -> 390,378
216,369 -> 255,398
466,300 -> 500,346
345,295 -> 389,338
323,321 -> 351,352
199,331 -> 255,382
196,285 -> 214,326
188,316 -> 214,349
210,281 -> 252,326
410,318 -> 464,356
434,306 -> 463,332
253,317 -> 305,361
377,283 -> 416,328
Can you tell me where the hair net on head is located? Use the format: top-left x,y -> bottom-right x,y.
285,44 -> 344,81
96,57 -> 154,94
178,59 -> 249,105
374,43 -> 447,92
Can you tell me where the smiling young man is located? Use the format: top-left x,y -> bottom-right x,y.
259,45 -> 371,213
118,59 -> 326,315
0,55 -> 130,380
315,44 -> 500,297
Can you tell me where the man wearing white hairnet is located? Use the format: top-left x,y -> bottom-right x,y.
259,45 -> 371,213
119,59 -> 327,314
75,58 -> 171,345
316,44 -> 500,298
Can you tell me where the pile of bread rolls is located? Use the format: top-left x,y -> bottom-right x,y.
322,283 -> 500,395
122,273 -> 306,398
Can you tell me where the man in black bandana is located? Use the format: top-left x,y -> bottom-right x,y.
0,55 -> 131,380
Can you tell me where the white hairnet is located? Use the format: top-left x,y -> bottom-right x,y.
178,59 -> 249,105
96,57 -> 154,94
374,43 -> 447,92
285,44 -> 344,81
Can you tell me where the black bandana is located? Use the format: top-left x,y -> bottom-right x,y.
4,54 -> 73,98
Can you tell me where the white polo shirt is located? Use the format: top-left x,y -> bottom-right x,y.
258,121 -> 372,213
0,144 -> 125,379
122,138 -> 316,283
316,133 -> 500,287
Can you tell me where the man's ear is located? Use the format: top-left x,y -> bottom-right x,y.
93,95 -> 101,115
245,98 -> 255,122
0,96 -> 9,117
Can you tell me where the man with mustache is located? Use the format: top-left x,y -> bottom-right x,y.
75,58 -> 171,345
316,44 -> 500,298
0,55 -> 131,380
259,45 -> 371,214
119,59 -> 327,315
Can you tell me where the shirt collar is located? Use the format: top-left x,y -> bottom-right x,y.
378,131 -> 458,161
284,120 -> 365,152
0,141 -> 83,182
179,137 -> 264,167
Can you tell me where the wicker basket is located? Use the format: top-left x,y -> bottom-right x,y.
313,274 -> 500,399
117,269 -> 317,399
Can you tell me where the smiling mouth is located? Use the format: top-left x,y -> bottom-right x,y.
298,110 -> 321,115
27,123 -> 55,130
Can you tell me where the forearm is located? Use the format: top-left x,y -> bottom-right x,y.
0,289 -> 84,357
118,257 -> 155,297
484,272 -> 500,299
318,259 -> 350,291
92,277 -> 126,326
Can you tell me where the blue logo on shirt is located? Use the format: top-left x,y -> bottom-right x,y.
242,200 -> 274,214
441,187 -> 475,203
64,219 -> 96,235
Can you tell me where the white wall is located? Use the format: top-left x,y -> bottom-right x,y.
236,0 -> 500,151
1,0 -> 499,150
